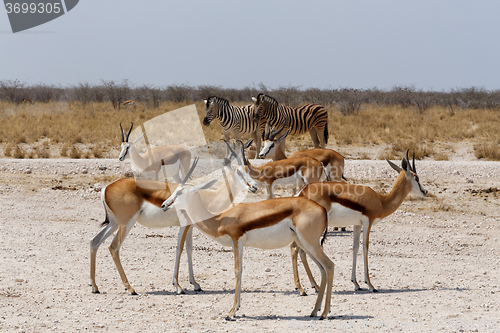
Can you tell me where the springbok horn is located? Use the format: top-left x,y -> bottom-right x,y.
126,123 -> 134,141
181,157 -> 199,185
120,123 -> 125,142
403,149 -> 411,172
412,150 -> 416,173
269,120 -> 286,141
221,139 -> 242,165
264,123 -> 270,141
237,140 -> 248,166
133,131 -> 146,145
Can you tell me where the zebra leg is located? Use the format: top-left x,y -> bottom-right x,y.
317,126 -> 327,148
309,128 -> 320,148
252,132 -> 261,159
223,131 -> 231,155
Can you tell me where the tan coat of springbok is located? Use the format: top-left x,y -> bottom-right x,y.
292,151 -> 428,295
118,123 -> 191,182
258,121 -> 346,182
161,180 -> 334,320
226,139 -> 327,199
90,154 -> 258,296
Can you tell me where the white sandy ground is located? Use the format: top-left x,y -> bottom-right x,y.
0,157 -> 499,333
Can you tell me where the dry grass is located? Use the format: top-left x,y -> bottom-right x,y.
473,142 -> 500,160
1,101 -> 499,159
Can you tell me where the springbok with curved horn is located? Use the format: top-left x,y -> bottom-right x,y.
161,172 -> 334,320
292,150 -> 428,295
119,123 -> 191,182
90,153 -> 258,296
259,121 -> 346,182
224,139 -> 327,199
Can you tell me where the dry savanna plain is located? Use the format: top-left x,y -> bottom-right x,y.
0,101 -> 499,332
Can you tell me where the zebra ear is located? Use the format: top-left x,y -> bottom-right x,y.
251,96 -> 257,102
203,99 -> 207,105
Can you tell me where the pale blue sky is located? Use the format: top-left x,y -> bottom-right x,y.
1,0 -> 499,90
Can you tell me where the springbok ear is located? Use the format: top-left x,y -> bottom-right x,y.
190,179 -> 218,192
401,157 -> 408,171
133,132 -> 146,144
277,127 -> 291,144
385,158 -> 402,173
243,139 -> 253,149
251,96 -> 257,102
401,158 -> 411,179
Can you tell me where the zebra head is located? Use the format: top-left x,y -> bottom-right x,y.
252,93 -> 278,123
203,96 -> 229,126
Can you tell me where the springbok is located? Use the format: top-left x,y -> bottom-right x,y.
119,123 -> 191,182
292,151 -> 428,295
121,100 -> 135,106
259,121 -> 346,182
90,154 -> 258,296
226,139 -> 327,199
161,172 -> 334,320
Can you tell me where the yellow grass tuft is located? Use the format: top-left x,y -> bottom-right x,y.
474,142 -> 500,160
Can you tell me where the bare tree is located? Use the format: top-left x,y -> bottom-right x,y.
102,79 -> 132,109
0,79 -> 30,104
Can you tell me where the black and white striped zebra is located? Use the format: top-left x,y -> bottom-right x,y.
252,93 -> 329,149
202,96 -> 267,155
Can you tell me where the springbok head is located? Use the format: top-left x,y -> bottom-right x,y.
385,150 -> 428,197
161,157 -> 214,211
258,120 -> 291,159
118,123 -> 145,161
222,139 -> 258,193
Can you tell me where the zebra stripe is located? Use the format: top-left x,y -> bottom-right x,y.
253,93 -> 329,147
203,96 -> 268,153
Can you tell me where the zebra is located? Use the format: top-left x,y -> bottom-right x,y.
202,96 -> 267,156
251,93 -> 329,149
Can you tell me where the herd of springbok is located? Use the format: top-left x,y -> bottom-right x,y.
90,96 -> 428,320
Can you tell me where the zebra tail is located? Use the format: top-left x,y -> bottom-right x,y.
324,122 -> 329,145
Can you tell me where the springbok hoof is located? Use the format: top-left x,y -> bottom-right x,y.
225,316 -> 236,321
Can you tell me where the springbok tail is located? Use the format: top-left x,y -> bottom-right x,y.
320,227 -> 328,247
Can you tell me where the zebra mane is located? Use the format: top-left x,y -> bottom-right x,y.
257,93 -> 279,106
206,96 -> 230,106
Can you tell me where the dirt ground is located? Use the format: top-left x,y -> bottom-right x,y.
0,152 -> 499,332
